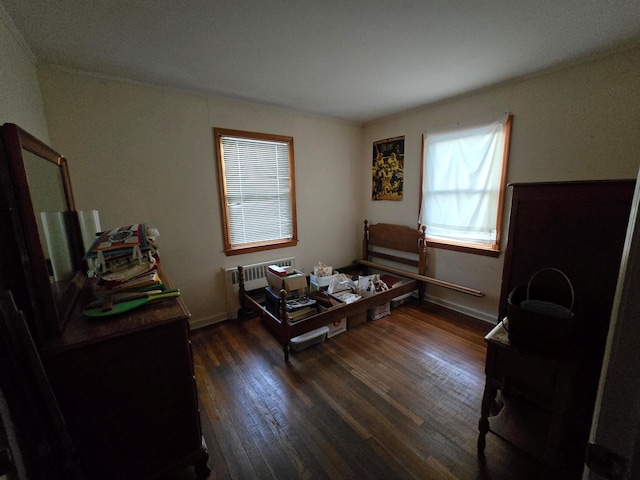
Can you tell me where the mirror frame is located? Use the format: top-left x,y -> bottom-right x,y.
1,123 -> 86,337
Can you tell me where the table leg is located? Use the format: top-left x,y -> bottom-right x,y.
194,436 -> 211,479
194,459 -> 211,479
478,378 -> 497,454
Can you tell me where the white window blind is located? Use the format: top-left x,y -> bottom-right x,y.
221,135 -> 293,246
419,114 -> 510,248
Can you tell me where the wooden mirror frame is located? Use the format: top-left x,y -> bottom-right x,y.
0,123 -> 86,339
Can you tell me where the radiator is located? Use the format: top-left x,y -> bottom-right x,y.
223,257 -> 296,320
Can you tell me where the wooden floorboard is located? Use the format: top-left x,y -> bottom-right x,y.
169,300 -> 584,479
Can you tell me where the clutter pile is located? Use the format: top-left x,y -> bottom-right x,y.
81,224 -> 179,317
265,264 -> 316,322
84,224 -> 161,290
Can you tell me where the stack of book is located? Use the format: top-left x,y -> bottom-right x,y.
84,224 -> 162,291
100,270 -> 162,291
287,306 -> 317,323
267,264 -> 291,277
286,296 -> 317,323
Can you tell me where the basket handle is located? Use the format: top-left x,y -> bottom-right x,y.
526,268 -> 575,312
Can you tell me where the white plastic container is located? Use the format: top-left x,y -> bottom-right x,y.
290,326 -> 329,352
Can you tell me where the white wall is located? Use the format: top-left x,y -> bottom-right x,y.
362,46 -> 640,322
20,30 -> 640,328
0,7 -> 48,139
38,69 -> 363,327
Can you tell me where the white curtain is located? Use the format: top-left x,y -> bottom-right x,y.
419,114 -> 508,245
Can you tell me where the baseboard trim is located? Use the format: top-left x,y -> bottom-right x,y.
190,312 -> 227,330
190,295 -> 497,331
422,294 -> 496,324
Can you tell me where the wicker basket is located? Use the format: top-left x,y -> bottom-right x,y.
506,268 -> 578,349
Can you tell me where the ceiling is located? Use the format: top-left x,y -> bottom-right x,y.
3,0 -> 640,123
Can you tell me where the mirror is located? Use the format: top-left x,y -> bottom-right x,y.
24,151 -> 75,288
0,123 -> 85,339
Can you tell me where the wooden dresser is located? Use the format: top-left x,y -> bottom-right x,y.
478,180 -> 635,472
40,266 -> 210,480
0,124 -> 209,478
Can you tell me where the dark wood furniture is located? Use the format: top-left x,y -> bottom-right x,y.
0,123 -> 209,479
40,266 -> 209,480
478,180 -> 635,470
239,220 -> 484,361
478,320 -> 584,472
239,221 -> 425,361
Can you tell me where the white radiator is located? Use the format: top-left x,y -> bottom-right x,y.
223,257 -> 296,320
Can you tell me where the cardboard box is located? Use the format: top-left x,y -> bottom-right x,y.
327,318 -> 347,338
368,302 -> 390,320
267,270 -> 307,296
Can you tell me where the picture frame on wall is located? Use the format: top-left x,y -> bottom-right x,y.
372,136 -> 404,201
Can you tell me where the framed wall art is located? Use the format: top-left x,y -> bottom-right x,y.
372,136 -> 404,201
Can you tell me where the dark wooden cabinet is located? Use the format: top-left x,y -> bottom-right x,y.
479,180 -> 635,471
40,266 -> 209,479
498,180 -> 636,348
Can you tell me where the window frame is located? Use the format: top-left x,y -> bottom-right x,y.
419,115 -> 512,257
214,127 -> 298,256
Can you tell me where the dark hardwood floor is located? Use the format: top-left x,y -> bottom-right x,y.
177,300 -> 584,480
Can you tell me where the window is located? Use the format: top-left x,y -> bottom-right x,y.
214,128 -> 298,255
419,114 -> 512,255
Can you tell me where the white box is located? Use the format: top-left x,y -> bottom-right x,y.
327,318 -> 347,338
313,265 -> 332,277
310,273 -> 339,291
368,302 -> 390,320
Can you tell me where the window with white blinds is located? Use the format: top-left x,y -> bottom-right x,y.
214,128 -> 298,255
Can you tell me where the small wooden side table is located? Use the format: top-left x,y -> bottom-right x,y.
477,319 -> 578,465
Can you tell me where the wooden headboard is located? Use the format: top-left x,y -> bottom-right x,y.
362,220 -> 427,274
361,220 -> 483,298
362,220 -> 428,299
